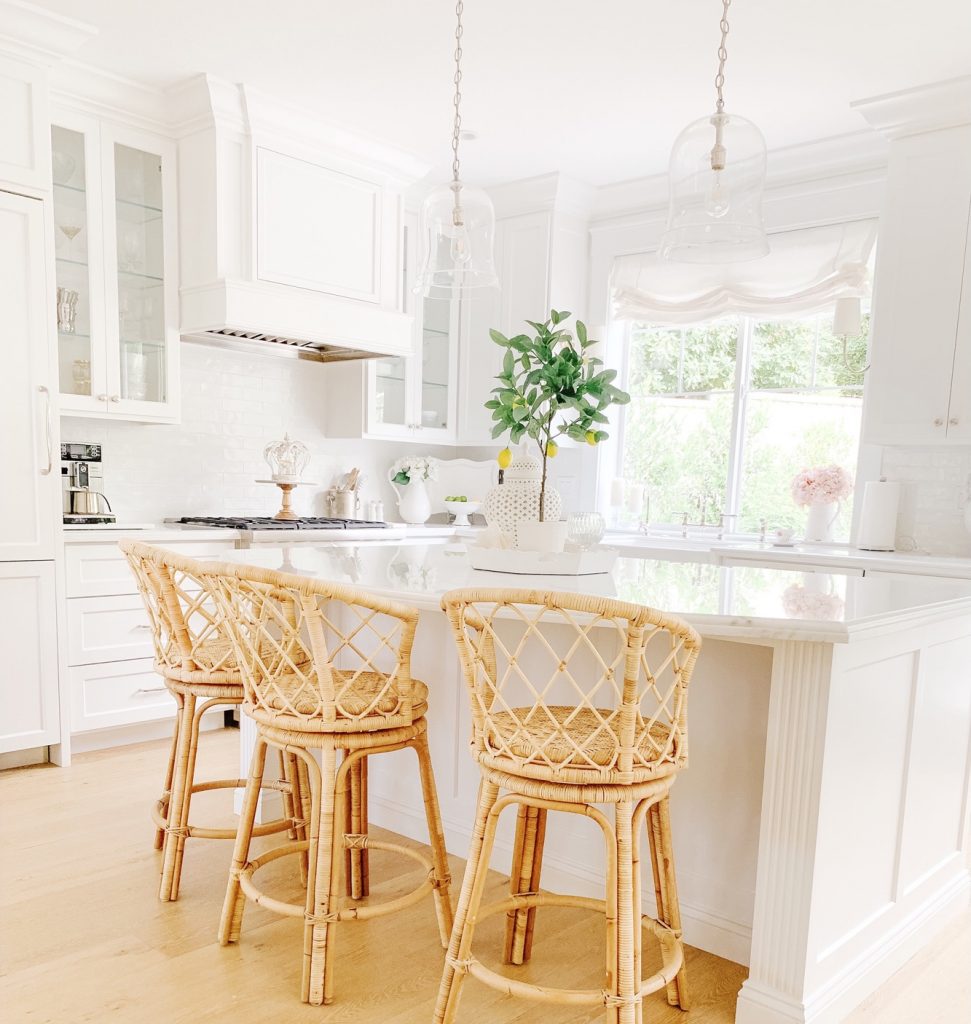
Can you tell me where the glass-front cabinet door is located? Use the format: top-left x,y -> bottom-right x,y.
51,121 -> 105,406
104,133 -> 174,413
366,213 -> 459,440
418,294 -> 458,436
51,112 -> 178,422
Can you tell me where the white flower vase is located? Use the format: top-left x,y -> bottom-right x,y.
392,478 -> 431,525
804,502 -> 839,543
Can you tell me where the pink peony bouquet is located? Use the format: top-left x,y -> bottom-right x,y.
790,464 -> 853,508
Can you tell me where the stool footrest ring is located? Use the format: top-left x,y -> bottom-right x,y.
460,893 -> 685,1007
152,776 -> 296,840
237,836 -> 441,925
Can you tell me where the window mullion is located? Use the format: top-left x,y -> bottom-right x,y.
724,316 -> 752,522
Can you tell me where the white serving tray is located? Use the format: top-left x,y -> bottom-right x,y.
468,546 -> 619,576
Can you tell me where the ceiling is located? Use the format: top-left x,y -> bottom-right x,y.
33,0 -> 971,187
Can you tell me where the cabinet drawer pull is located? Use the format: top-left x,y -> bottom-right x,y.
950,416 -> 959,426
130,623 -> 152,632
134,686 -> 167,695
110,394 -> 121,403
934,417 -> 945,426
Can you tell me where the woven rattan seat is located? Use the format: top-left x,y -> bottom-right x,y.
184,557 -> 454,1007
434,588 -> 701,1024
119,541 -> 298,903
482,706 -> 678,779
250,669 -> 430,723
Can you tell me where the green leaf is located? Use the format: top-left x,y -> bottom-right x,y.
490,422 -> 507,440
502,349 -> 515,375
484,399 -> 500,410
391,471 -> 410,485
576,320 -> 587,346
489,328 -> 510,346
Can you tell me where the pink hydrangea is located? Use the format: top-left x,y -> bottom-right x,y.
790,464 -> 853,508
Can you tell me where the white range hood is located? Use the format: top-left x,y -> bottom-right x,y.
176,77 -> 426,363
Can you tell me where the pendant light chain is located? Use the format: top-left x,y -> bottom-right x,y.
714,0 -> 731,114
451,0 -> 464,186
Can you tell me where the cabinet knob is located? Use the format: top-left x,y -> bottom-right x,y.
950,416 -> 959,426
934,417 -> 945,426
110,394 -> 120,403
97,394 -> 109,403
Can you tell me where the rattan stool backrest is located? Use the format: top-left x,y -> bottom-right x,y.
202,559 -> 422,729
441,588 -> 702,782
119,540 -> 238,679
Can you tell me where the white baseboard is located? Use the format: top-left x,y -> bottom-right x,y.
368,792 -> 753,966
70,711 -> 226,755
736,869 -> 971,1024
0,745 -> 49,771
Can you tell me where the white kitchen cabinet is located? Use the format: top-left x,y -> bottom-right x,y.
70,658 -> 172,733
857,83 -> 971,446
62,534 -> 235,746
0,53 -> 50,194
51,109 -> 179,423
0,562 -> 59,754
0,189 -> 57,562
326,212 -> 461,441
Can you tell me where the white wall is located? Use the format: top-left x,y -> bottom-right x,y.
60,342 -> 589,525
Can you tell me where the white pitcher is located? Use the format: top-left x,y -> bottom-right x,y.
392,477 -> 431,525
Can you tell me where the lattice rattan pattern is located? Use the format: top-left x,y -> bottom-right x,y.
441,589 -> 702,785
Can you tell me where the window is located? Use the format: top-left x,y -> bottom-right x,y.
616,309 -> 868,538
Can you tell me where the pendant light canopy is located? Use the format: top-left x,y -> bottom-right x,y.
416,0 -> 498,298
659,0 -> 769,264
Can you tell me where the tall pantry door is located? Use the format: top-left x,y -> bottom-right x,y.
0,189 -> 57,560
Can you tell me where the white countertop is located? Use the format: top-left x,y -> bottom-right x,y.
205,538 -> 971,644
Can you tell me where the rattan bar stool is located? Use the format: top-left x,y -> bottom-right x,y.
435,588 -> 702,1024
120,541 -> 299,902
199,558 -> 454,1006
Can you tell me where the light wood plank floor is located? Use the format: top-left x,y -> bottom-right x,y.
0,730 -> 967,1023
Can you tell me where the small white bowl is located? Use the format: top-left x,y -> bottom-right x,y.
444,500 -> 481,527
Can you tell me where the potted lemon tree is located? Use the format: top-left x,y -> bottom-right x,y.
486,310 -> 630,551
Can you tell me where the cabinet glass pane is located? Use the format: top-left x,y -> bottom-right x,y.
421,297 -> 450,430
374,356 -> 408,426
51,126 -> 93,397
114,143 -> 166,403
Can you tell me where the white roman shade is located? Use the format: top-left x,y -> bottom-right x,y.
610,219 -> 877,325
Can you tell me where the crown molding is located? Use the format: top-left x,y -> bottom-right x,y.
50,58 -> 173,133
487,172 -> 597,221
591,129 -> 888,223
0,0 -> 96,65
852,75 -> 971,139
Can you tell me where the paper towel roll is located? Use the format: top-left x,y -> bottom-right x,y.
856,478 -> 900,551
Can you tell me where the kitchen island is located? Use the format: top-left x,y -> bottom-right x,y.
213,538 -> 971,1024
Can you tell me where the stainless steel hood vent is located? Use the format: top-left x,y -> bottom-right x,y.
190,328 -> 375,363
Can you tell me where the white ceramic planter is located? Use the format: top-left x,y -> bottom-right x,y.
515,519 -> 568,553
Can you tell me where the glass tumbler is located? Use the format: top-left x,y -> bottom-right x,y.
567,512 -> 606,550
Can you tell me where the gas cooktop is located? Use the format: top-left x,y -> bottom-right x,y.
176,516 -> 389,531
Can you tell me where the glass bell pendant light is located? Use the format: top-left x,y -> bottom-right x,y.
659,0 -> 769,264
415,0 -> 498,298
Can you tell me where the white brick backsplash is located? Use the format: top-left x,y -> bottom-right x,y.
881,446 -> 971,555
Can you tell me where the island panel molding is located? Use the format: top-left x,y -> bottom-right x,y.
219,541 -> 971,1022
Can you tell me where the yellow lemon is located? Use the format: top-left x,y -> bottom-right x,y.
546,441 -> 559,458
585,431 -> 598,446
497,447 -> 513,469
